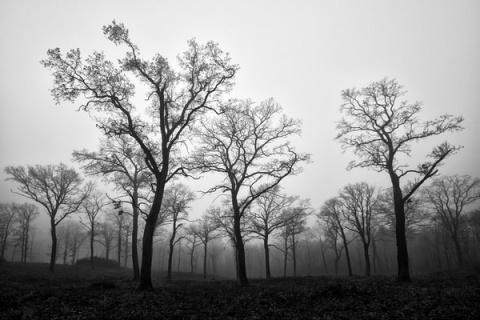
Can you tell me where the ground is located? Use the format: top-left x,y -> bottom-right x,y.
1,262 -> 479,319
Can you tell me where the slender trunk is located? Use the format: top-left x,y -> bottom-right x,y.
203,241 -> 208,279
124,225 -> 129,268
341,232 -> 353,277
292,235 -> 297,277
117,222 -> 122,265
264,235 -> 271,279
190,245 -> 195,274
167,231 -> 175,280
49,220 -> 57,272
90,224 -> 95,269
363,242 -> 371,276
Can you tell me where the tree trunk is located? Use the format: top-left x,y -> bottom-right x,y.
392,177 -> 411,282
49,220 -> 57,272
203,241 -> 208,279
90,225 -> 95,269
234,214 -> 248,285
363,242 -> 371,276
131,190 -> 140,280
264,236 -> 271,279
341,233 -> 353,277
167,235 -> 175,280
117,223 -> 122,265
292,235 -> 297,277
452,234 -> 463,269
139,179 -> 165,291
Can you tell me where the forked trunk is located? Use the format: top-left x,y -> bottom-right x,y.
392,181 -> 411,282
49,220 -> 57,272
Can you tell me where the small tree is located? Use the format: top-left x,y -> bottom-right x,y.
161,183 -> 195,280
424,175 -> 480,268
4,163 -> 90,272
191,99 -> 309,285
14,203 -> 39,263
250,185 -> 297,279
336,78 -> 464,281
339,182 -> 380,276
319,197 -> 354,276
0,203 -> 18,260
195,208 -> 220,279
79,191 -> 106,269
283,200 -> 310,277
184,223 -> 201,274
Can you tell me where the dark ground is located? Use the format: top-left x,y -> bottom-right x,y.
1,262 -> 479,319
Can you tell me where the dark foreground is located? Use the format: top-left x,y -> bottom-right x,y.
1,263 -> 479,319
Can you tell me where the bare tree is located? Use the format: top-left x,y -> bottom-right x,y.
191,99 -> 309,285
319,197 -> 354,276
161,183 -> 195,280
208,239 -> 224,276
97,217 -> 116,260
336,78 -> 464,281
42,21 -> 237,290
69,221 -> 87,264
184,223 -> 201,274
250,185 -> 297,279
340,182 -> 380,276
0,203 -> 18,260
79,191 -> 106,269
14,203 -> 39,263
4,163 -> 90,272
424,175 -> 480,268
195,208 -> 221,279
73,135 -> 151,280
283,200 -> 310,277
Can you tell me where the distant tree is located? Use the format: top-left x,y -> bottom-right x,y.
42,21 -> 238,290
195,208 -> 221,279
73,135 -> 151,279
184,223 -> 201,274
13,203 -> 39,263
250,185 -> 297,279
283,200 -> 310,277
336,78 -> 464,281
0,203 -> 18,260
161,183 -> 195,280
4,163 -> 90,272
319,197 -> 353,276
191,99 -> 310,285
69,221 -> 87,264
208,239 -> 224,276
97,217 -> 116,260
424,175 -> 480,268
57,221 -> 74,264
79,191 -> 106,269
340,182 -> 380,276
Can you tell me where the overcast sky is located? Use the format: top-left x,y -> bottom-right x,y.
1,1 -> 479,225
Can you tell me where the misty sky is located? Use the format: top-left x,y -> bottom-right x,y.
1,0 -> 479,230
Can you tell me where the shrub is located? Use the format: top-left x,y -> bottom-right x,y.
76,256 -> 120,269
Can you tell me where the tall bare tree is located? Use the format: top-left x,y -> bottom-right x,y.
184,223 -> 201,274
250,185 -> 297,279
73,135 -> 151,279
424,175 -> 480,268
191,99 -> 309,285
41,21 -> 237,290
5,163 -> 90,272
283,200 -> 310,277
336,78 -> 464,281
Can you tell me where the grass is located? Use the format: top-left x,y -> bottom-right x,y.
1,262 -> 479,319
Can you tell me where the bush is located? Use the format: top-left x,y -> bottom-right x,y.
76,256 -> 120,269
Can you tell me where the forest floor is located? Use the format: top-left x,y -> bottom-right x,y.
1,262 -> 479,319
